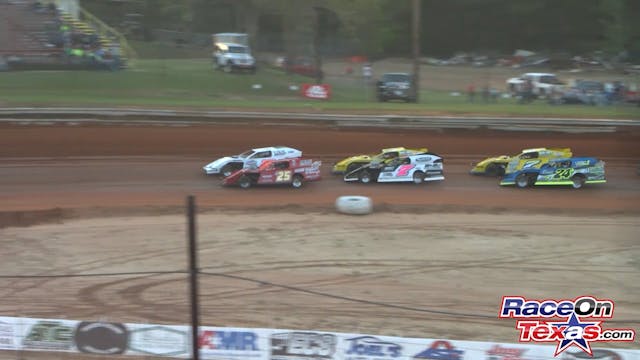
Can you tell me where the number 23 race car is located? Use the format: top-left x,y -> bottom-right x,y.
500,157 -> 606,189
222,158 -> 322,189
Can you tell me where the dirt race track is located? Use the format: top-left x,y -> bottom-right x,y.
0,121 -> 639,356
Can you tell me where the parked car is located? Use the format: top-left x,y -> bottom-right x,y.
222,158 -> 321,189
506,73 -> 564,97
202,146 -> 302,176
470,147 -> 572,176
344,153 -> 444,184
500,157 -> 606,189
280,56 -> 322,78
559,80 -> 606,105
376,73 -> 417,102
213,33 -> 256,73
332,147 -> 428,174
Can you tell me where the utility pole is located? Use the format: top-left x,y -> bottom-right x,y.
186,195 -> 200,360
412,0 -> 421,103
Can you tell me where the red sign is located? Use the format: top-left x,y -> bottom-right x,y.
301,84 -> 331,100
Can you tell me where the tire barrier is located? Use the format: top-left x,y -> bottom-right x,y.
335,195 -> 373,215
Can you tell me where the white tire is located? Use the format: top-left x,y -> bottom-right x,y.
335,196 -> 373,215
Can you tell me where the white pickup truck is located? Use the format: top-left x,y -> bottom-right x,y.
212,33 -> 256,73
506,72 -> 564,97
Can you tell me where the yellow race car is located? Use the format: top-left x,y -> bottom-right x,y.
470,147 -> 572,176
332,147 -> 428,174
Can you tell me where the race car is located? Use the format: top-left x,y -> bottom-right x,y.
202,146 -> 302,176
500,157 -> 605,189
470,147 -> 572,176
344,152 -> 444,184
332,147 -> 428,174
222,157 -> 321,189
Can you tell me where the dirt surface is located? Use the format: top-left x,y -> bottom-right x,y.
0,121 -> 639,357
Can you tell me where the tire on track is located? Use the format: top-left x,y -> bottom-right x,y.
335,196 -> 373,215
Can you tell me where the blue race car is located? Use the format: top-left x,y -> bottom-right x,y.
500,157 -> 606,189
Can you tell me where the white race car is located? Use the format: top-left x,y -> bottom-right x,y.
344,152 -> 444,184
203,146 -> 302,176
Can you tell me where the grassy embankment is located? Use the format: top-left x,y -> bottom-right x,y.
0,58 -> 638,118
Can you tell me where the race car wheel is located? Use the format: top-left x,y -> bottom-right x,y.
346,163 -> 364,173
238,175 -> 252,189
291,175 -> 303,188
486,163 -> 505,177
335,196 -> 373,215
515,173 -> 530,188
359,170 -> 372,184
412,171 -> 425,184
571,174 -> 586,189
220,164 -> 236,177
224,62 -> 233,73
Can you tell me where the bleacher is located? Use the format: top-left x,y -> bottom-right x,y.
0,0 -> 128,71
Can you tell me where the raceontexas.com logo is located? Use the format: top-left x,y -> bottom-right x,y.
499,296 -> 635,356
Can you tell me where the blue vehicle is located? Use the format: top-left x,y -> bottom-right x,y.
500,157 -> 606,189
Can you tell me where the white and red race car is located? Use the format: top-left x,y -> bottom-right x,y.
222,157 -> 321,189
344,152 -> 444,184
203,146 -> 302,177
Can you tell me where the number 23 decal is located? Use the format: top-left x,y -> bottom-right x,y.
275,170 -> 292,182
554,168 -> 573,179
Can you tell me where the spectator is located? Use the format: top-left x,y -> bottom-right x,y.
362,63 -> 372,84
467,83 -> 476,103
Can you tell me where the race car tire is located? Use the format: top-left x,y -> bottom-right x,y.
221,164 -> 233,177
335,196 -> 373,215
291,175 -> 303,188
412,171 -> 425,184
571,174 -> 585,189
515,173 -> 530,188
238,175 -> 252,189
486,163 -> 505,177
359,170 -> 372,184
346,163 -> 364,173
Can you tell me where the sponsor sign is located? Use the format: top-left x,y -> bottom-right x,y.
129,325 -> 189,357
0,320 -> 16,350
199,329 -> 261,359
344,335 -> 402,360
301,84 -> 331,100
499,296 -> 636,356
74,321 -> 128,355
486,344 -> 527,360
22,320 -> 74,350
271,331 -> 336,360
414,340 -> 463,360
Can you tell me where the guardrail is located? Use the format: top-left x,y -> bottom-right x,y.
0,108 -> 638,133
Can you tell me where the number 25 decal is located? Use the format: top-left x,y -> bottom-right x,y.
276,170 -> 291,182
554,168 -> 573,179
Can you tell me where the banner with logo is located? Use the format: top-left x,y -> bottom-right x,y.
301,84 -> 331,100
0,316 -> 638,359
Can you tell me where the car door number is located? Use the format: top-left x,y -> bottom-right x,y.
276,170 -> 292,182
553,168 -> 573,179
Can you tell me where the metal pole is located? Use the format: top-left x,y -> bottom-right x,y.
412,0 -> 421,102
187,195 -> 200,360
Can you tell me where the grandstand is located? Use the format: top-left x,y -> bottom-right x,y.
0,0 -> 131,70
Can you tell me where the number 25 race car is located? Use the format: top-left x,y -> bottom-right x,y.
500,157 -> 606,189
344,152 -> 444,184
222,157 -> 321,189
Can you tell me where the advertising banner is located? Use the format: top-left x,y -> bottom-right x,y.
301,84 -> 331,100
0,316 -> 638,360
